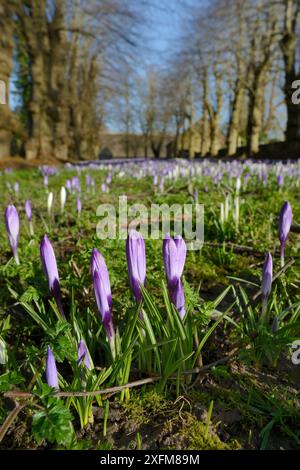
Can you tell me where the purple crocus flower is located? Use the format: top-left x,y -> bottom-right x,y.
25,200 -> 32,221
14,182 -> 19,195
86,175 -> 91,189
46,346 -> 59,389
262,252 -> 273,316
40,235 -> 65,319
277,174 -> 284,188
93,269 -> 115,343
66,179 -> 72,191
77,340 -> 92,370
163,235 -> 187,319
91,248 -> 112,309
162,235 -> 186,290
5,205 -> 20,265
126,230 -> 146,303
25,200 -> 34,236
76,197 -> 82,215
43,175 -> 49,188
278,201 -> 292,267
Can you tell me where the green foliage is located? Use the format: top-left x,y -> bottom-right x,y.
32,386 -> 74,447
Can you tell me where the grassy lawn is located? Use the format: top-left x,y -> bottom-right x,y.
0,159 -> 300,450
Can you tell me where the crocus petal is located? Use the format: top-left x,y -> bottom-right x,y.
77,340 -> 92,370
262,252 -> 273,299
5,205 -> 20,263
91,248 -> 112,308
163,234 -> 186,288
25,200 -> 32,221
126,230 -> 146,303
40,235 -> 65,318
40,235 -> 60,293
60,187 -> 66,212
93,269 -> 115,340
279,201 -> 292,245
46,346 -> 59,388
169,278 -> 186,320
77,197 -> 81,214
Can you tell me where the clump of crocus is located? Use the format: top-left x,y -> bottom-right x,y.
25,200 -> 34,236
40,235 -> 65,319
92,250 -> 115,356
60,187 -> 66,213
77,340 -> 92,370
278,201 -> 292,267
5,205 -> 20,265
163,234 -> 187,319
261,252 -> 273,318
126,230 -> 146,303
46,346 -> 59,389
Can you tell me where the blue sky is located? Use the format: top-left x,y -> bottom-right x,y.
10,1 -> 193,108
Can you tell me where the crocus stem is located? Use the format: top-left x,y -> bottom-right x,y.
261,296 -> 268,323
14,252 -> 20,266
29,221 -> 34,237
280,243 -> 285,268
109,336 -> 116,360
55,295 -> 66,321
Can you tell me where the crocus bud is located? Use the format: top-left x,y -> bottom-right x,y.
220,202 -> 225,227
91,248 -> 112,308
25,200 -> 32,221
47,192 -> 53,216
262,252 -> 273,317
46,346 -> 59,389
40,235 -> 65,319
60,187 -> 66,213
77,340 -> 92,370
224,193 -> 229,221
278,201 -> 292,267
234,196 -> 239,231
163,235 -> 187,319
126,230 -> 146,303
194,188 -> 198,204
14,182 -> 19,195
277,174 -> 284,188
66,179 -> 72,191
25,200 -> 34,236
162,234 -> 186,290
93,269 -> 115,342
5,205 -> 20,265
76,197 -> 82,215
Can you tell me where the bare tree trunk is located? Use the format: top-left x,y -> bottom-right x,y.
281,0 -> 300,141
0,3 -> 15,159
188,107 -> 195,160
227,80 -> 243,156
209,72 -> 223,156
247,69 -> 265,155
